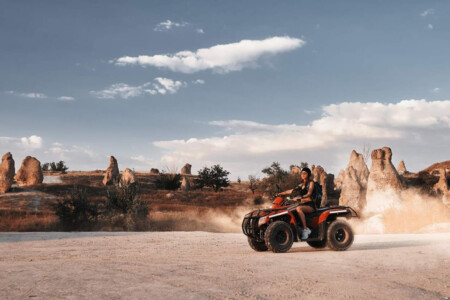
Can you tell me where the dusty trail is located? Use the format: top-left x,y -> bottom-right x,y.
0,232 -> 449,299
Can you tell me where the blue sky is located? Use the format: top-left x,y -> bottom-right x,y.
1,1 -> 449,178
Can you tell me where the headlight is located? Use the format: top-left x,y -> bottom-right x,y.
258,216 -> 269,227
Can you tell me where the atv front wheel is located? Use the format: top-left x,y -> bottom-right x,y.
307,239 -> 328,249
247,237 -> 268,252
326,220 -> 354,251
264,221 -> 294,253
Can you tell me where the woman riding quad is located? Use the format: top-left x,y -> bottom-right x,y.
277,167 -> 315,239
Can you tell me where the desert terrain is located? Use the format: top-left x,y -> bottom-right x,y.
0,231 -> 449,299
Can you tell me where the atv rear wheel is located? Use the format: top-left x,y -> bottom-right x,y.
326,220 -> 354,251
307,239 -> 328,249
247,237 -> 268,252
264,221 -> 294,253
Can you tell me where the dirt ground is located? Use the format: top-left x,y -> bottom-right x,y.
0,232 -> 449,299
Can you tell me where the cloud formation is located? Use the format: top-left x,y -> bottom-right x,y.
6,91 -> 48,99
0,135 -> 43,149
57,96 -> 75,101
114,36 -> 305,73
154,100 -> 450,174
420,9 -> 435,17
90,78 -> 187,99
154,20 -> 188,31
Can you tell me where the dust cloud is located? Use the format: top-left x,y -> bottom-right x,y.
351,187 -> 450,234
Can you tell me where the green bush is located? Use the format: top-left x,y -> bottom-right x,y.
105,183 -> 149,231
54,186 -> 98,230
155,173 -> 182,190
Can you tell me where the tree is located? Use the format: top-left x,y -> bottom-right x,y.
47,161 -> 69,173
56,161 -> 69,173
262,162 -> 288,185
195,164 -> 230,192
259,162 -> 301,196
237,177 -> 241,185
248,175 -> 259,194
362,143 -> 372,164
300,162 -> 308,169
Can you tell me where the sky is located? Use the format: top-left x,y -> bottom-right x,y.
1,0 -> 449,179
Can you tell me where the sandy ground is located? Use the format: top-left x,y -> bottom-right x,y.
0,232 -> 449,299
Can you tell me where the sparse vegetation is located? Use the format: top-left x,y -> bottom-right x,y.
248,175 -> 259,194
155,173 -> 182,190
54,186 -> 99,230
195,164 -> 230,192
104,183 -> 149,231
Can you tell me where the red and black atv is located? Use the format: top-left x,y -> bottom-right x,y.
242,195 -> 358,253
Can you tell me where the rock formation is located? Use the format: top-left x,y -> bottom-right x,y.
434,168 -> 450,207
290,166 -> 301,175
150,168 -> 160,174
181,163 -> 192,175
0,152 -> 15,193
181,176 -> 191,190
312,165 -> 328,207
103,156 -> 120,186
366,147 -> 403,213
339,150 -> 370,212
14,156 -> 43,186
334,170 -> 345,191
397,160 -> 407,175
121,168 -> 137,186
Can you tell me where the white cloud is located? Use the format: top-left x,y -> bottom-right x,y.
20,135 -> 43,149
154,20 -> 188,32
431,87 -> 440,93
428,24 -> 434,30
154,77 -> 185,94
193,79 -> 205,84
21,93 -> 47,99
196,28 -> 204,34
90,78 -> 187,99
114,36 -> 305,73
57,96 -> 75,101
6,91 -> 48,99
0,135 -> 43,149
420,9 -> 435,17
154,100 -> 450,175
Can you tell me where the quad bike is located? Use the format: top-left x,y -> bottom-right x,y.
242,195 -> 358,253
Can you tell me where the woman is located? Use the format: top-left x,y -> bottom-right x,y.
278,167 -> 315,239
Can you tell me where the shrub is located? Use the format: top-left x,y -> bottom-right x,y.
155,173 -> 182,190
248,175 -> 259,194
42,163 -> 50,171
195,164 -> 230,192
253,195 -> 264,205
104,183 -> 149,230
54,186 -> 98,230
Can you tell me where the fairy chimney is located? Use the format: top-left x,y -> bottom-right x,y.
339,150 -> 370,212
103,156 -> 120,186
181,163 -> 192,175
365,147 -> 403,213
397,160 -> 407,175
14,156 -> 43,186
0,152 -> 15,193
121,168 -> 137,185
